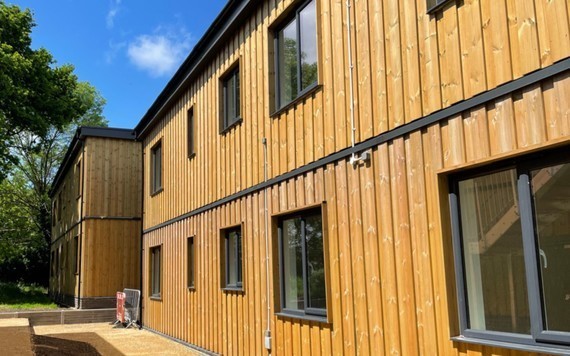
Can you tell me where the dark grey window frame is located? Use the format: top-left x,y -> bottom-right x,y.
187,236 -> 195,289
187,108 -> 195,159
220,65 -> 241,133
222,226 -> 243,290
426,0 -> 453,13
150,245 -> 162,299
448,146 -> 570,351
277,207 -> 327,319
150,140 -> 163,195
273,0 -> 318,111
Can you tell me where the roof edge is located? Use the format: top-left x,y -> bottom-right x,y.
134,0 -> 257,138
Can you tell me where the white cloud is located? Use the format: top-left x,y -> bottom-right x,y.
127,27 -> 192,77
106,0 -> 122,29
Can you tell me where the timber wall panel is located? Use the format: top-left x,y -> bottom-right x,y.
142,0 -> 570,229
81,219 -> 141,298
142,74 -> 570,355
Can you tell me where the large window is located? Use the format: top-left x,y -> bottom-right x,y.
274,0 -> 318,110
222,227 -> 242,290
278,208 -> 326,318
220,65 -> 241,132
150,246 -> 161,298
449,148 -> 570,351
188,236 -> 195,289
150,141 -> 162,194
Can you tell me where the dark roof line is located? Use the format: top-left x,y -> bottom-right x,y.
134,0 -> 255,138
49,127 -> 136,197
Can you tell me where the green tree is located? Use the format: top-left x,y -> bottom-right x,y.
0,1 -> 86,179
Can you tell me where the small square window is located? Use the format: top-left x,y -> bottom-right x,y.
188,236 -> 195,289
274,0 -> 318,110
150,246 -> 161,298
278,208 -> 326,318
222,226 -> 242,290
151,141 -> 162,194
220,66 -> 241,132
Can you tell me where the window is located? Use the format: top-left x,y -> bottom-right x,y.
75,161 -> 81,198
449,147 -> 570,351
151,141 -> 162,194
220,66 -> 241,131
57,192 -> 62,221
427,0 -> 453,13
222,227 -> 242,289
73,236 -> 79,274
275,0 -> 318,109
52,201 -> 57,226
51,251 -> 56,277
150,246 -> 162,298
278,208 -> 326,318
187,108 -> 195,158
188,236 -> 195,288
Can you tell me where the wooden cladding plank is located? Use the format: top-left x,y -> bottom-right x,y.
506,0 -> 540,78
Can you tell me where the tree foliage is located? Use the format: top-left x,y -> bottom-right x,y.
0,1 -> 86,179
0,1 -> 108,284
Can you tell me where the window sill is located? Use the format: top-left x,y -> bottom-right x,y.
451,336 -> 570,356
271,84 -> 322,118
220,117 -> 243,135
275,312 -> 329,325
187,286 -> 195,292
149,296 -> 162,301
150,187 -> 163,197
188,152 -> 196,160
222,287 -> 244,294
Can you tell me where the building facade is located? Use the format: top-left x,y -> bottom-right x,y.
134,0 -> 570,354
48,0 -> 569,354
50,127 -> 142,308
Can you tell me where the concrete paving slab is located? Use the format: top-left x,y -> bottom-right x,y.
0,318 -> 34,356
0,318 -> 29,327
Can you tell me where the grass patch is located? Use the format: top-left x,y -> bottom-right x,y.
0,282 -> 58,311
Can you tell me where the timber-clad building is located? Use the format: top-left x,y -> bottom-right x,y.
49,127 -> 142,308
51,0 -> 570,354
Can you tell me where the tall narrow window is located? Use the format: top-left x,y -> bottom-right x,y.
220,65 -> 241,132
57,191 -> 62,221
278,208 -> 326,318
73,236 -> 79,274
187,108 -> 195,158
275,0 -> 318,109
150,246 -> 161,298
151,141 -> 162,194
51,251 -> 56,277
449,147 -> 570,351
188,236 -> 195,288
75,161 -> 81,198
52,201 -> 57,226
222,226 -> 242,289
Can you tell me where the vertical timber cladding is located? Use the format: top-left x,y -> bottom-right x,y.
49,149 -> 83,304
141,0 -> 570,231
142,73 -> 570,356
80,136 -> 143,302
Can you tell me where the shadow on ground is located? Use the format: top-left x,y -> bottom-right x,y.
32,333 -> 124,356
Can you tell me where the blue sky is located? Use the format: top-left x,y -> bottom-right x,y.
8,0 -> 228,129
